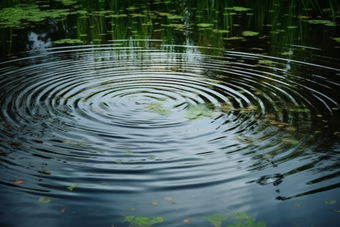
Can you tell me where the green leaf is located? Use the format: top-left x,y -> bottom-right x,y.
197,23 -> 214,28
258,60 -> 274,66
185,104 -> 220,120
67,183 -> 79,191
226,218 -> 266,227
242,31 -> 259,36
231,212 -> 249,219
281,138 -> 299,145
123,215 -> 135,223
202,213 -> 228,226
38,197 -> 51,203
54,38 -> 83,44
325,200 -> 337,204
145,103 -> 172,116
122,215 -> 163,227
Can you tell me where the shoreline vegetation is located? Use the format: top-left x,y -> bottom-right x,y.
0,0 -> 339,56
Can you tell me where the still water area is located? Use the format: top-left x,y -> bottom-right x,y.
1,1 -> 340,227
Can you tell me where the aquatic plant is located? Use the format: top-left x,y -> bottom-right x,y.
38,197 -> 51,203
231,212 -> 249,219
144,103 -> 172,116
226,218 -> 266,227
66,183 -> 79,191
202,213 -> 228,227
242,31 -> 259,36
0,4 -> 70,28
200,212 -> 266,227
185,104 -> 220,120
53,38 -> 83,44
122,215 -> 164,227
306,19 -> 337,26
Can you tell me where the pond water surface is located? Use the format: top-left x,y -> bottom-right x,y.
1,1 -> 340,227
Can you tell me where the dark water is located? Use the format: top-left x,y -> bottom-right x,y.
1,1 -> 340,227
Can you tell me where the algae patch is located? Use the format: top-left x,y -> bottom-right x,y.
145,103 -> 172,116
185,104 -> 220,120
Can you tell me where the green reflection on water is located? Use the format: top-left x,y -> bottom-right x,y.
0,0 -> 339,56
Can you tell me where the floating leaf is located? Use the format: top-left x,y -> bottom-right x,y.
306,20 -> 336,26
224,37 -> 244,40
258,60 -> 274,66
38,169 -> 51,175
125,150 -> 133,154
197,23 -> 214,28
325,200 -> 337,204
0,5 -> 72,28
242,31 -> 259,36
185,104 -> 220,120
226,218 -> 266,227
122,215 -> 163,226
151,200 -> 158,205
226,6 -> 251,12
294,204 -> 300,207
14,180 -> 24,184
54,38 -> 83,44
281,138 -> 299,145
67,183 -> 79,191
282,51 -> 293,56
123,215 -> 135,223
38,197 -> 51,203
164,197 -> 173,201
167,15 -> 182,20
145,103 -> 172,116
61,208 -> 66,213
288,108 -> 310,113
183,219 -> 190,223
231,212 -> 249,219
202,214 -> 228,227
128,208 -> 135,211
